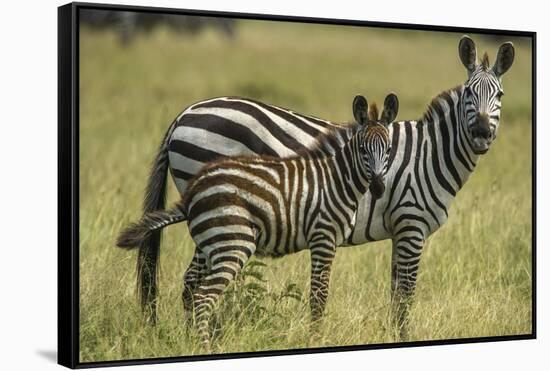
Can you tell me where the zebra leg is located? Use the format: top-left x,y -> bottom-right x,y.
192,246 -> 252,349
390,232 -> 425,340
182,248 -> 208,326
309,241 -> 337,326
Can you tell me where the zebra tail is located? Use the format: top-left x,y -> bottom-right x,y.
117,208 -> 187,249
132,119 -> 177,323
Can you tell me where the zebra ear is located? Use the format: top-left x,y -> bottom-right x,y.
353,95 -> 369,126
381,93 -> 399,125
459,35 -> 477,75
493,41 -> 515,77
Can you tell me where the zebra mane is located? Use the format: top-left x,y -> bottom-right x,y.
420,85 -> 462,123
481,52 -> 490,70
295,122 -> 360,159
368,103 -> 379,121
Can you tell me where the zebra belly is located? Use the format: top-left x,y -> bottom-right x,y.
254,239 -> 309,258
253,214 -> 309,258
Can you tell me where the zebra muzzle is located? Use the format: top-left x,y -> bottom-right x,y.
469,113 -> 493,154
369,176 -> 386,199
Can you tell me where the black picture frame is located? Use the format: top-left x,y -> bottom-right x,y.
58,2 -> 537,368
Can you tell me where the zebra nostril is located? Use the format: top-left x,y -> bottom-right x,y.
472,125 -> 491,140
369,177 -> 385,199
472,112 -> 492,139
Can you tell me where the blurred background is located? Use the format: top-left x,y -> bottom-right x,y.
79,8 -> 532,363
80,9 -> 236,45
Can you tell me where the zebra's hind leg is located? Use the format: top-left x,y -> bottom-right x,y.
390,231 -> 425,340
309,240 -> 337,334
182,248 -> 208,327
192,242 -> 254,350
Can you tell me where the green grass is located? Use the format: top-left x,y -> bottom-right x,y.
78,20 -> 533,362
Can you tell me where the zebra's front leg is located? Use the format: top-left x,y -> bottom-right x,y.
309,240 -> 337,329
390,232 -> 425,340
182,249 -> 208,326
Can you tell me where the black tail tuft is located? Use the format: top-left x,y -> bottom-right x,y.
118,205 -> 188,323
117,221 -> 153,249
137,233 -> 161,324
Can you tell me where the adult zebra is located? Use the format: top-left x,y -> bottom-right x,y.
134,36 -> 515,336
119,94 -> 396,346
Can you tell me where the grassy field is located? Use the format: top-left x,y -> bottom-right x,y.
78,19 -> 533,362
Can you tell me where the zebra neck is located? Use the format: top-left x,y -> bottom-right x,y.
417,86 -> 480,194
330,134 -> 370,203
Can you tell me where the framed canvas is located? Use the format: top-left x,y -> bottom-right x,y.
58,2 -> 536,368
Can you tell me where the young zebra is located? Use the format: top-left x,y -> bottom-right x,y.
118,94 -> 398,346
127,35 -> 514,338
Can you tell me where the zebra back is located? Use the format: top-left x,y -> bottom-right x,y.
168,97 -> 359,192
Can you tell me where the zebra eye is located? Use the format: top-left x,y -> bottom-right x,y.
386,147 -> 391,154
496,91 -> 504,99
